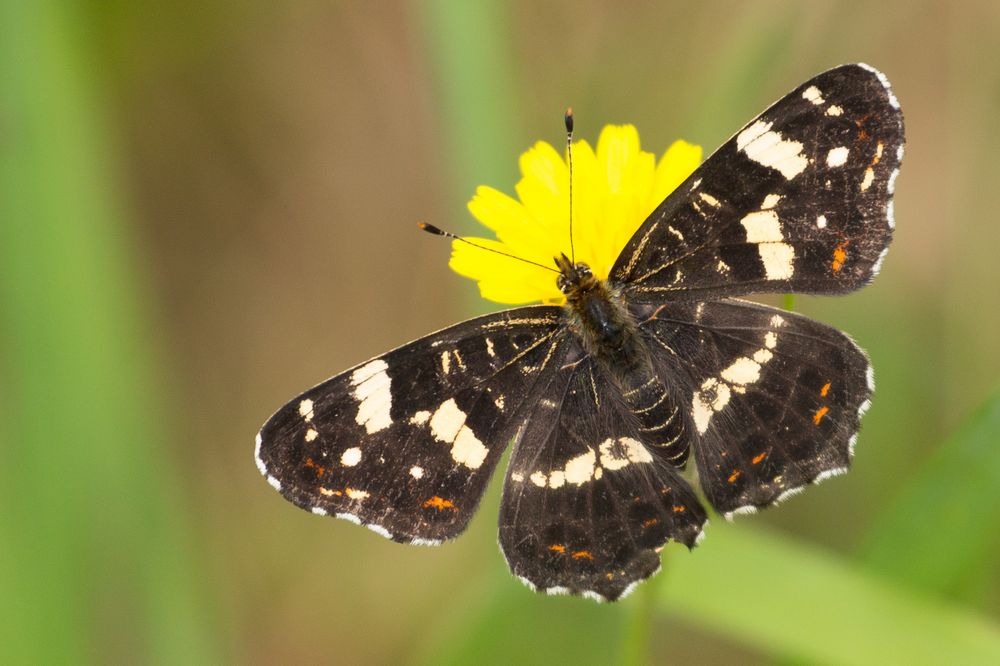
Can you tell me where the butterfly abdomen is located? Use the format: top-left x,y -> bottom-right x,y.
564,270 -> 690,467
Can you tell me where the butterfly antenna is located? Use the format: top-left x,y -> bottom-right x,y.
418,223 -> 560,273
565,107 -> 576,266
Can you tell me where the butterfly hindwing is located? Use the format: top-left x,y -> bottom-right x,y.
636,299 -> 871,517
255,307 -> 566,543
499,357 -> 707,601
613,64 -> 903,301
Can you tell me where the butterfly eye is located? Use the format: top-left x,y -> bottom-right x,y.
557,275 -> 572,293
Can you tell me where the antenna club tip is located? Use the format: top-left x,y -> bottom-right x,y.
418,222 -> 443,235
564,107 -> 574,133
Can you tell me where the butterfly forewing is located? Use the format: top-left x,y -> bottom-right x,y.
613,64 -> 903,301
256,307 -> 565,543
499,358 -> 706,600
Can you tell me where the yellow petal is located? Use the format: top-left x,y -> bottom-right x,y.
649,140 -> 702,213
468,186 -> 554,262
448,237 -> 561,304
452,125 -> 702,305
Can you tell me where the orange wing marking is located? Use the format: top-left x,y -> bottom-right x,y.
423,496 -> 456,511
831,241 -> 849,273
304,458 -> 326,477
813,406 -> 830,426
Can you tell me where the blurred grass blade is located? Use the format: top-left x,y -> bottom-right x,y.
862,386 -> 1000,602
417,525 -> 1000,665
414,573 -> 626,666
658,524 -> 1000,664
416,0 -> 520,219
416,0 -> 521,316
0,2 -> 219,662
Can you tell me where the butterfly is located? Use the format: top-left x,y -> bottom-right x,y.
256,63 -> 903,602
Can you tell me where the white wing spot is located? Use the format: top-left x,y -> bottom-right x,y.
485,337 -> 495,358
429,398 -> 489,469
530,471 -> 547,487
409,465 -> 424,479
736,120 -> 809,180
548,470 -> 566,489
741,210 -> 783,243
720,357 -> 763,385
345,488 -> 369,501
817,214 -> 827,229
564,449 -> 597,484
826,146 -> 850,167
860,168 -> 875,192
440,350 -> 451,374
452,425 -> 488,469
699,192 -> 721,207
340,447 -> 362,467
298,399 -> 314,421
311,507 -> 327,516
668,226 -> 684,241
757,242 -> 796,280
692,378 -> 732,434
409,410 -> 431,425
693,329 -> 779,434
304,428 -> 318,442
802,85 -> 824,105
761,193 -> 782,209
351,360 -> 392,434
430,399 -> 464,440
599,437 -> 653,471
826,104 -> 843,116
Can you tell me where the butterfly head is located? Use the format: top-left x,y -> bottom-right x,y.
555,253 -> 598,299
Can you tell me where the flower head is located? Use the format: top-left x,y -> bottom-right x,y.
449,125 -> 702,304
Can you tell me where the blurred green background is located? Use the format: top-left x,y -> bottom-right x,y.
2,1 -> 999,663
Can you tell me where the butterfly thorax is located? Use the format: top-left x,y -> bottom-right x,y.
556,253 -> 690,466
556,254 -> 630,356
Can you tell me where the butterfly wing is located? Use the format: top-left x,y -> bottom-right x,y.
612,63 -> 903,301
635,298 -> 871,517
256,306 -> 568,544
498,357 -> 707,601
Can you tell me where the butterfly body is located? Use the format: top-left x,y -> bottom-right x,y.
558,259 -> 690,468
256,64 -> 903,601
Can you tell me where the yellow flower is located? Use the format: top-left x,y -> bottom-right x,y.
449,125 -> 702,304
